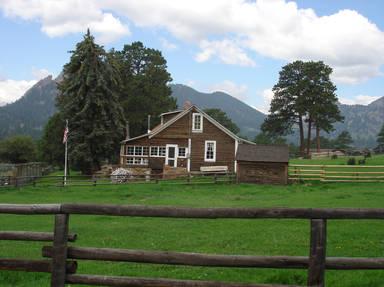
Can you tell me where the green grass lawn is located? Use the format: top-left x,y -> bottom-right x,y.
1,181 -> 384,287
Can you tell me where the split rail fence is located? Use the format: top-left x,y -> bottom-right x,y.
0,172 -> 235,188
1,203 -> 384,287
289,164 -> 384,183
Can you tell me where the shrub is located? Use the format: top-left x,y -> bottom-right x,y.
347,158 -> 356,165
331,154 -> 338,159
358,159 -> 366,165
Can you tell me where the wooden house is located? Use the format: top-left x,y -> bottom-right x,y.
236,144 -> 289,184
120,105 -> 255,175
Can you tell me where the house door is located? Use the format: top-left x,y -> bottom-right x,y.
166,144 -> 178,168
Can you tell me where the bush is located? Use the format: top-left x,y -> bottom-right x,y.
347,158 -> 356,165
331,154 -> 338,159
358,158 -> 366,165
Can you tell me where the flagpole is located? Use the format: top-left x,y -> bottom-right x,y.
64,119 -> 68,186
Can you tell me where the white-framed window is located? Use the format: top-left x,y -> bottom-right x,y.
126,146 -> 149,156
159,147 -> 166,157
178,147 -> 188,158
192,113 -> 203,132
126,157 -> 148,165
204,141 -> 216,162
149,146 -> 166,157
127,146 -> 135,155
150,146 -> 159,156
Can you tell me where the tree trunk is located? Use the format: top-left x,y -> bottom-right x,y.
316,125 -> 320,152
298,115 -> 305,157
306,118 -> 312,156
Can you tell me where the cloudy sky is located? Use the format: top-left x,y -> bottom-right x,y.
1,0 -> 384,112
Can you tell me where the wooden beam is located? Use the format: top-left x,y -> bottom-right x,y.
307,219 -> 327,287
51,214 -> 69,287
0,204 -> 61,214
66,274 -> 301,287
0,231 -> 76,242
0,204 -> 384,220
42,246 -> 384,270
60,204 -> 384,219
0,259 -> 76,273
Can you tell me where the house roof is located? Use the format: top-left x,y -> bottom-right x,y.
122,105 -> 255,145
236,144 -> 289,163
159,110 -> 183,117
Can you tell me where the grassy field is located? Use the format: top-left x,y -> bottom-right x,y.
1,180 -> 384,287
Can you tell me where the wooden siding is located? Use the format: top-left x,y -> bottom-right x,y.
121,107 -> 237,172
237,161 -> 288,185
162,112 -> 181,124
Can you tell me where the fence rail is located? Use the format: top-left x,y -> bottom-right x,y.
289,164 -> 384,182
0,172 -> 236,188
1,203 -> 384,287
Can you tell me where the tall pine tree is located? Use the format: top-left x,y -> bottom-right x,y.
57,30 -> 125,173
112,42 -> 176,137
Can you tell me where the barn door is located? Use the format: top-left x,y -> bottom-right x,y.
166,144 -> 178,168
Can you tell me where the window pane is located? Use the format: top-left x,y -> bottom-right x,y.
143,146 -> 149,155
159,147 -> 166,157
135,146 -> 143,155
206,142 -> 215,160
178,147 -> 186,157
150,146 -> 158,156
194,114 -> 201,130
127,146 -> 134,155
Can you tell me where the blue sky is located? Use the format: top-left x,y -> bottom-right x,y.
1,0 -> 384,112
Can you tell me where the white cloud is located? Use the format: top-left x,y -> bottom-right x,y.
2,0 -> 384,82
32,67 -> 51,80
0,79 -> 36,106
1,0 -> 130,44
160,37 -> 178,51
207,80 -> 248,101
339,95 -> 380,105
257,88 -> 274,113
196,39 -> 256,67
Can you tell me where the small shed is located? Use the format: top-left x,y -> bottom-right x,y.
236,144 -> 289,184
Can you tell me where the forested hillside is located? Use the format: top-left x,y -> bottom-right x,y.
0,80 -> 383,147
0,76 -> 57,139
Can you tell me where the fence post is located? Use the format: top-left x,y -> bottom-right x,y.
14,177 -> 18,188
33,176 -> 36,187
51,214 -> 69,287
214,174 -> 218,184
307,219 -> 327,287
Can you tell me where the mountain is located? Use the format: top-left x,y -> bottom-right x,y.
333,97 -> 384,147
171,84 -> 265,139
0,80 -> 383,148
0,76 -> 58,139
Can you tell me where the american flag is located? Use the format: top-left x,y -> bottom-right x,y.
63,122 -> 69,144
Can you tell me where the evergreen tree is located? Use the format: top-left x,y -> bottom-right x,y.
261,60 -> 343,156
112,42 -> 176,137
38,113 -> 66,167
334,131 -> 353,149
204,108 -> 240,134
253,132 -> 286,145
377,123 -> 384,152
57,30 -> 125,173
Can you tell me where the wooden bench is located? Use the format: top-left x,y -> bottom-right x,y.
200,166 -> 228,173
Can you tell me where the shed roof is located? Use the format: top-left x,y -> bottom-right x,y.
236,144 -> 289,163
